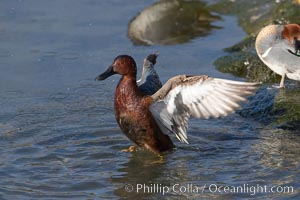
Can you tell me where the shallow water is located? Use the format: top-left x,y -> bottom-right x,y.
0,0 -> 299,199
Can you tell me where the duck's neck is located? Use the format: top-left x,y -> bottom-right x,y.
116,75 -> 141,99
114,75 -> 142,117
118,75 -> 137,88
138,70 -> 147,85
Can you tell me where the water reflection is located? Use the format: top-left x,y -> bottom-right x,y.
257,129 -> 300,170
111,151 -> 170,199
253,128 -> 300,199
128,0 -> 221,46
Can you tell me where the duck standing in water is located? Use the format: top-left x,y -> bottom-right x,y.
255,24 -> 300,88
137,51 -> 162,95
96,55 -> 259,153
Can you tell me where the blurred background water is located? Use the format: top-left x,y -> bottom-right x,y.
0,0 -> 299,199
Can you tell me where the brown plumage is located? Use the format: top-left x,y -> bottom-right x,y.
96,55 -> 174,153
96,55 -> 259,154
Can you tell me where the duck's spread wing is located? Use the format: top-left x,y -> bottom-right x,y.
149,75 -> 259,144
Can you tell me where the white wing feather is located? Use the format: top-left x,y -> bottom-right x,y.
150,76 -> 259,144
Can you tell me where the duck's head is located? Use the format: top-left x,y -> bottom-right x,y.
281,24 -> 300,45
145,51 -> 159,65
95,55 -> 137,80
281,24 -> 300,55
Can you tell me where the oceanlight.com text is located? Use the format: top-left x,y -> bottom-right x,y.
124,183 -> 294,196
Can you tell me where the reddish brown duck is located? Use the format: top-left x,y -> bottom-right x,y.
96,55 -> 259,154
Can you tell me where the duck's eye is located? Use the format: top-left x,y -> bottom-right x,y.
116,61 -> 123,65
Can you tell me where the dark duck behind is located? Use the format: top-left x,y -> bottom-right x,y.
137,51 -> 162,95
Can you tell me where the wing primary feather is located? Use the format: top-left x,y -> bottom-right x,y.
150,75 -> 259,144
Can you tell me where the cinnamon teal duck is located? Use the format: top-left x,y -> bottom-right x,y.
95,55 -> 259,153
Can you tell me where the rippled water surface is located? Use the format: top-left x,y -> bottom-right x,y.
0,1 -> 299,199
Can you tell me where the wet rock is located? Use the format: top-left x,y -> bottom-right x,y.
238,85 -> 300,131
214,51 -> 279,83
214,34 -> 280,83
214,49 -> 279,83
128,0 -> 221,45
272,87 -> 300,131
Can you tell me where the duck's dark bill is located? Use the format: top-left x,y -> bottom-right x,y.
288,49 -> 300,57
95,65 -> 116,80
